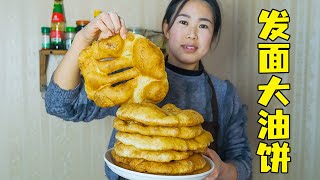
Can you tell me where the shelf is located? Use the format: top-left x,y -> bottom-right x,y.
39,49 -> 67,98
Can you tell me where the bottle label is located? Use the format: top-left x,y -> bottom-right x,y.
51,12 -> 64,22
65,39 -> 72,50
50,30 -> 64,44
42,35 -> 50,49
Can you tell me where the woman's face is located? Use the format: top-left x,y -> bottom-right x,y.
164,0 -> 214,70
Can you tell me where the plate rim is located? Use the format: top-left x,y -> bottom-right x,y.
104,148 -> 215,179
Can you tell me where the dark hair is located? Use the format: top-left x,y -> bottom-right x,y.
162,0 -> 222,46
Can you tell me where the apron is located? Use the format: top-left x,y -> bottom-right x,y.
202,67 -> 219,151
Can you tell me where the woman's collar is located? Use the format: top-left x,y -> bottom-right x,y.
165,55 -> 204,76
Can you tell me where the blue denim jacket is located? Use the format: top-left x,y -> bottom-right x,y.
45,65 -> 252,180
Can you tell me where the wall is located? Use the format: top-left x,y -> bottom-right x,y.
1,0 -> 319,179
205,0 -> 320,179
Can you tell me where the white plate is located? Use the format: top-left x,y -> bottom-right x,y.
104,148 -> 215,180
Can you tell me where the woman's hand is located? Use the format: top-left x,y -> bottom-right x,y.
204,148 -> 237,180
75,11 -> 127,48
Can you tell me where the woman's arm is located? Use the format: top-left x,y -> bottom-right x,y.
221,81 -> 252,180
45,76 -> 119,122
52,33 -> 86,90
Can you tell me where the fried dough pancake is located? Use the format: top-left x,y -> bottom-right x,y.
114,141 -> 193,162
161,103 -> 184,115
116,103 -> 204,126
114,157 -> 211,175
112,150 -> 206,175
113,118 -> 203,139
115,130 -> 213,151
190,161 -> 211,175
193,147 -> 207,153
78,32 -> 168,107
114,160 -> 134,171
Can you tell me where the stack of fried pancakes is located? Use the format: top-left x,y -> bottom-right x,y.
112,103 -> 213,175
78,31 -> 214,175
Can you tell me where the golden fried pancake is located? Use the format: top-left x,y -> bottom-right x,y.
116,103 -> 204,126
114,160 -> 134,171
161,103 -> 184,115
78,32 -> 168,107
190,161 -> 211,175
112,150 -> 206,175
114,141 -> 193,162
114,156 -> 211,175
115,130 -> 213,151
193,147 -> 207,153
113,118 -> 203,139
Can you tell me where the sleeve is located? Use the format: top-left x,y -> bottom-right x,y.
45,75 -> 118,122
222,81 -> 252,180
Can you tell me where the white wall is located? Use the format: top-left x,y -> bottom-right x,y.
1,0 -> 319,179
